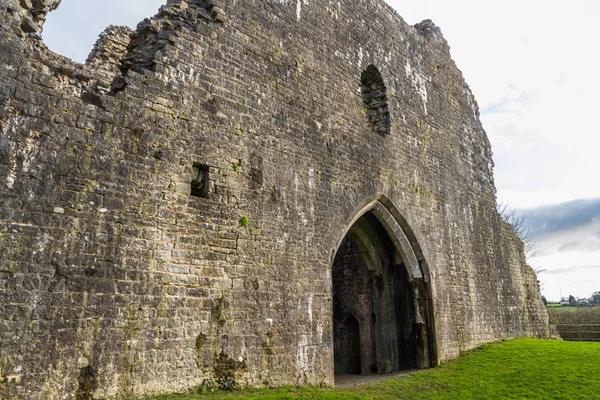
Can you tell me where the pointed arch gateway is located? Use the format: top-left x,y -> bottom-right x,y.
331,196 -> 437,378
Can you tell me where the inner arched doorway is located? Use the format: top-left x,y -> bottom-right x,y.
332,201 -> 436,377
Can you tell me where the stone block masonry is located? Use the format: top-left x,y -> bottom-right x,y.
0,0 -> 549,398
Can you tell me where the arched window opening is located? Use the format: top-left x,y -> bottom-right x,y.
361,65 -> 391,136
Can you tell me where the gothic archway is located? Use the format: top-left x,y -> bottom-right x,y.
332,198 -> 436,378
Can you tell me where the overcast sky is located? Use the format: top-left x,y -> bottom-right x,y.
42,0 -> 599,301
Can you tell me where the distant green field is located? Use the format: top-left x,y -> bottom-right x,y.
146,339 -> 600,400
547,306 -> 600,324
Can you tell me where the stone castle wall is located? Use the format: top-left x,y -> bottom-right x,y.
0,0 -> 549,398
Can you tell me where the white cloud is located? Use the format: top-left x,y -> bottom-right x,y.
536,256 -> 600,301
527,214 -> 600,301
390,0 -> 600,209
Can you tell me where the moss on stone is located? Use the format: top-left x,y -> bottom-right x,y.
213,351 -> 247,391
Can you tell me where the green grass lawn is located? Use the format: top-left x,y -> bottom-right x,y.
146,339 -> 600,400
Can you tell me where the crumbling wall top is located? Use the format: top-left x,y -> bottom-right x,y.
119,0 -> 225,76
85,25 -> 134,79
2,0 -> 61,36
414,19 -> 444,40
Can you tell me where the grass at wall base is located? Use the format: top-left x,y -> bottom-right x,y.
147,339 -> 600,400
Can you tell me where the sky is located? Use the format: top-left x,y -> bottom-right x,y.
42,0 -> 599,301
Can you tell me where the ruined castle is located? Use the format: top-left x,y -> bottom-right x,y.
0,0 -> 549,398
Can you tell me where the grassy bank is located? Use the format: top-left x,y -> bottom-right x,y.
147,339 -> 600,400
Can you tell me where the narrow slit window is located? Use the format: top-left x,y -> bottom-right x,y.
191,164 -> 210,198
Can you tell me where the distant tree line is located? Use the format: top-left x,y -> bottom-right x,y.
549,291 -> 600,307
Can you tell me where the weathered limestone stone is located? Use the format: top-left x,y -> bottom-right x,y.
0,0 -> 61,36
85,25 -> 134,80
0,0 -> 550,399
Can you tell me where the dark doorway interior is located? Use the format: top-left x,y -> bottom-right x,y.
333,211 -> 425,376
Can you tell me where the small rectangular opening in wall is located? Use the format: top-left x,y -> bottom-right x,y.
191,164 -> 210,198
